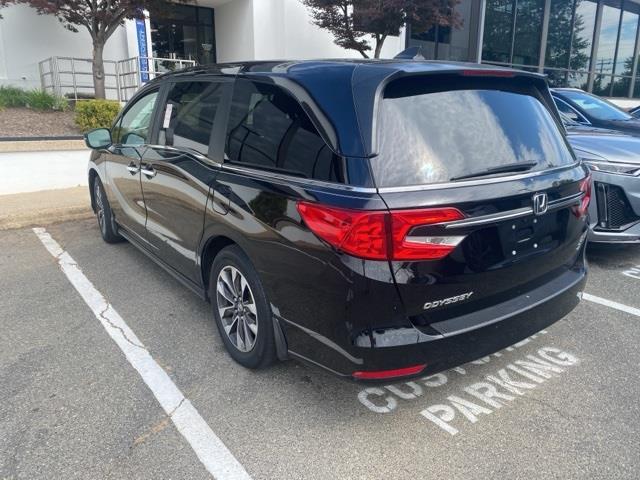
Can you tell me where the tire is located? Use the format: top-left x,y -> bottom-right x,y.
93,176 -> 123,244
209,245 -> 276,369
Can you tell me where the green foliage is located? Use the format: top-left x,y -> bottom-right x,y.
24,89 -> 69,111
0,86 -> 29,108
74,99 -> 121,132
0,86 -> 68,111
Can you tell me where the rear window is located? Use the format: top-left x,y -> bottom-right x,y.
372,78 -> 576,187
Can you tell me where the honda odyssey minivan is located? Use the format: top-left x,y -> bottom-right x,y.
84,60 -> 590,380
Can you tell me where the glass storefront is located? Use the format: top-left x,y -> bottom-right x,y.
482,0 -> 640,98
150,5 -> 216,67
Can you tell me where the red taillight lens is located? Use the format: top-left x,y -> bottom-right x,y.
297,202 -> 465,261
573,174 -> 592,218
390,208 -> 465,260
296,202 -> 387,259
352,364 -> 426,380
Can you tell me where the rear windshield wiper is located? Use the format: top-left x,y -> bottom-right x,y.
450,161 -> 538,181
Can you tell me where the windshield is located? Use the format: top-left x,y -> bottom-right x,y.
561,91 -> 632,121
372,82 -> 576,188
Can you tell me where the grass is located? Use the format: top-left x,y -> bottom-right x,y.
0,86 -> 68,111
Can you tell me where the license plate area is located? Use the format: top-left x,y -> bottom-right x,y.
498,212 -> 562,259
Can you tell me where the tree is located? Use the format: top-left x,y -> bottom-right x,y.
301,0 -> 462,59
0,0 -> 175,98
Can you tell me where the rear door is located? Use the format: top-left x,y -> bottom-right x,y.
370,74 -> 590,334
139,78 -> 230,284
106,88 -> 160,244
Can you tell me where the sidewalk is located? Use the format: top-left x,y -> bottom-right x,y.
0,186 -> 92,230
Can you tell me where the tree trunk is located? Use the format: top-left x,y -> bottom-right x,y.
374,35 -> 387,59
92,40 -> 106,99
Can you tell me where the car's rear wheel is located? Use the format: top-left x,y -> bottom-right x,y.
93,177 -> 122,244
210,245 -> 276,369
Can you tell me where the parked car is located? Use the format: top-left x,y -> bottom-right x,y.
629,105 -> 640,118
559,113 -> 640,243
551,88 -> 640,136
84,60 -> 590,380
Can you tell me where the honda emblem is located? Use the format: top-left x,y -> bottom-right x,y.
533,193 -> 548,216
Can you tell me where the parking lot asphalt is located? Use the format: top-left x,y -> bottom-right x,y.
2,219 -> 640,479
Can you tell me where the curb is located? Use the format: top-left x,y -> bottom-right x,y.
0,187 -> 93,230
0,139 -> 87,153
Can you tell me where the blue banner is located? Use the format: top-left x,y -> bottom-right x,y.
136,18 -> 149,82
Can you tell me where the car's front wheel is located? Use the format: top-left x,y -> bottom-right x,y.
210,245 -> 276,369
93,177 -> 122,244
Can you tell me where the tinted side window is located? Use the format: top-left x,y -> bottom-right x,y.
160,81 -> 225,155
115,90 -> 158,145
554,98 -> 586,123
225,79 -> 345,182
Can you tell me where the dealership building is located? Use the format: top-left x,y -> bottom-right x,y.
1,0 -> 640,100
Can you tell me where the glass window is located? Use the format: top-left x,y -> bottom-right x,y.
571,0 -> 598,70
545,0 -> 577,69
225,80 -> 345,183
115,91 -> 158,145
554,97 -> 589,122
372,78 -> 575,187
615,4 -> 639,76
161,82 -> 225,155
483,0 -> 515,63
594,0 -> 622,75
545,68 -> 569,87
592,73 -> 614,95
562,90 -> 633,119
512,0 -> 544,66
611,75 -> 632,96
567,71 -> 590,88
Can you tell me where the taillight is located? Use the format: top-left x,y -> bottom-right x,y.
390,208 -> 465,260
572,174 -> 592,218
352,364 -> 426,380
296,201 -> 465,261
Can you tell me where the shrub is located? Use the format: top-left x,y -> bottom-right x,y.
0,86 -> 68,111
0,86 -> 28,108
74,99 -> 121,132
24,89 -> 69,111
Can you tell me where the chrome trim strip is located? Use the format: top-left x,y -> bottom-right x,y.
220,163 -> 378,193
444,207 -> 533,229
443,192 -> 584,229
376,163 -> 580,193
548,192 -> 583,210
146,144 -> 214,164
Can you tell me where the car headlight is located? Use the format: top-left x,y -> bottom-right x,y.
581,159 -> 640,176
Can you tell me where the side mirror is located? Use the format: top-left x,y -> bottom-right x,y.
84,128 -> 112,150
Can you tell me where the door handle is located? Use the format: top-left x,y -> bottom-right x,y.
140,164 -> 157,178
126,163 -> 139,175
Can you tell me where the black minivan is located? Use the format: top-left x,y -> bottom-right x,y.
84,60 -> 590,381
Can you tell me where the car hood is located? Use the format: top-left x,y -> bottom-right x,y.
566,127 -> 640,164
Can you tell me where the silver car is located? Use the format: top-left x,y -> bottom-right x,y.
561,114 -> 640,243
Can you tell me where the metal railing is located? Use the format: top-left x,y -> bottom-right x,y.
39,56 -> 197,102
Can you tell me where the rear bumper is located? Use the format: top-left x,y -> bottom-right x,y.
283,267 -> 586,379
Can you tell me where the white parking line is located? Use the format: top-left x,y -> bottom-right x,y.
33,227 -> 252,480
583,293 -> 640,317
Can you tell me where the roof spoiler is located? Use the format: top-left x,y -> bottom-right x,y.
394,46 -> 425,60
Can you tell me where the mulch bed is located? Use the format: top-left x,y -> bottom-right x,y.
0,108 -> 81,138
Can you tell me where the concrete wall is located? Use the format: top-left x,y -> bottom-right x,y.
214,0 -> 405,63
214,0 -> 256,63
0,5 -> 131,91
